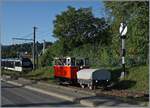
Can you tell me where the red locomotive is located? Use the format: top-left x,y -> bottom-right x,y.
53,56 -> 111,90
53,57 -> 89,84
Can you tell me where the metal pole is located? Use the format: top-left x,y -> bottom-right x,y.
33,26 -> 37,70
36,41 -> 39,69
119,22 -> 127,79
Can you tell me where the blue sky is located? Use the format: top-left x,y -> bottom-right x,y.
2,0 -> 106,45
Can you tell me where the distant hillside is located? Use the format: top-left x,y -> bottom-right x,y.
2,42 -> 52,58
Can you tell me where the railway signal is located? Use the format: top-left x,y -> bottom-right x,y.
119,22 -> 127,78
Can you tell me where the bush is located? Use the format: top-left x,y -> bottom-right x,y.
40,49 -> 53,67
40,41 -> 67,67
68,44 -> 119,68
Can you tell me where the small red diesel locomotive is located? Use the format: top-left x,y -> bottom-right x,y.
53,57 -> 89,84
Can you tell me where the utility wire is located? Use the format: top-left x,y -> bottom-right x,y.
12,32 -> 33,45
36,29 -> 50,37
36,32 -> 52,42
37,29 -> 50,35
21,33 -> 33,38
40,32 -> 51,37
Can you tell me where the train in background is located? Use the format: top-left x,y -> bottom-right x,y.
1,57 -> 33,72
53,57 -> 111,90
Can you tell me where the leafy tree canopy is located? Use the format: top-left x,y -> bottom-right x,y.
53,6 -> 110,50
104,1 -> 149,63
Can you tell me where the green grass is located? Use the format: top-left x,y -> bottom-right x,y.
109,65 -> 149,92
125,65 -> 149,91
25,66 -> 54,81
1,69 -> 20,76
2,64 -> 149,92
28,64 -> 149,92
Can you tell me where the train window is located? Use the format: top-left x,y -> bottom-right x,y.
76,59 -> 84,66
1,61 -> 5,66
71,58 -> 75,66
85,58 -> 89,66
6,61 -> 15,68
23,61 -> 32,66
22,58 -> 32,67
22,62 -> 31,66
54,58 -> 66,66
5,61 -> 8,67
63,59 -> 66,65
55,59 -> 61,65
15,62 -> 21,67
11,61 -> 14,68
80,60 -> 84,66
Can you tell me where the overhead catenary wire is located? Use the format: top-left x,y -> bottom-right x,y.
21,32 -> 33,38
36,32 -> 52,42
37,29 -> 50,36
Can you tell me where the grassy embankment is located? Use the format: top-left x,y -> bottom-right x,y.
24,66 -> 55,83
25,64 -> 149,92
110,65 -> 149,92
2,65 -> 149,92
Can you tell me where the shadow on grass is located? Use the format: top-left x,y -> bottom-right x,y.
110,80 -> 136,90
109,68 -> 136,90
110,68 -> 122,82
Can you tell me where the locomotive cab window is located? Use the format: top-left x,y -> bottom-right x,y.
85,58 -> 89,66
54,59 -> 59,65
76,59 -> 84,66
71,58 -> 75,66
54,58 -> 66,66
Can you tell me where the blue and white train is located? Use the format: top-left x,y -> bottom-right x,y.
1,57 -> 33,72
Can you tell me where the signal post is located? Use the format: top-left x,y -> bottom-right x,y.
119,22 -> 127,78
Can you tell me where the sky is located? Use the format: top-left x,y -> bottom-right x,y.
1,0 -> 106,45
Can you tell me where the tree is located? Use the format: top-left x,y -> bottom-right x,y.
40,48 -> 53,67
53,6 -> 110,52
104,1 -> 149,65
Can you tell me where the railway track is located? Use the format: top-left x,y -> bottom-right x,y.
50,82 -> 106,95
51,83 -> 149,102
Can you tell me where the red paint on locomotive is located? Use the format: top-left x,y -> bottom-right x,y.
54,65 -> 79,80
